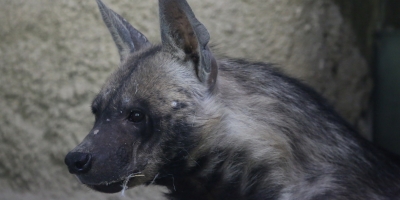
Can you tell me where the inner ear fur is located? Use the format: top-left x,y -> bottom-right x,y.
159,0 -> 218,89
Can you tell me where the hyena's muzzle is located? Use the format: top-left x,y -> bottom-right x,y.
64,112 -> 149,193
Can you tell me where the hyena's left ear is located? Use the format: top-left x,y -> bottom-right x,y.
96,0 -> 151,62
159,0 -> 218,89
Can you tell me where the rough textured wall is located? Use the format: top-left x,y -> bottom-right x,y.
0,0 -> 372,199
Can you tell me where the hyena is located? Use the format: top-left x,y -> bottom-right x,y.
65,0 -> 400,199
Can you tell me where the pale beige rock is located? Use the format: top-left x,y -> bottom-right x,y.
0,0 -> 372,199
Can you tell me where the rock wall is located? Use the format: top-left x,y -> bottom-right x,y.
0,0 -> 372,199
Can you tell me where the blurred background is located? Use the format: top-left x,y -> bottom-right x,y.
0,0 -> 399,199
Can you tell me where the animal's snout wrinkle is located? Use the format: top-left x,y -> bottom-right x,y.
65,152 -> 92,174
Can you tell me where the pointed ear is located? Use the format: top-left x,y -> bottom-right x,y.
96,0 -> 151,62
159,0 -> 218,89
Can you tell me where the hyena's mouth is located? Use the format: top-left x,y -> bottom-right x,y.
84,173 -> 145,194
86,180 -> 125,193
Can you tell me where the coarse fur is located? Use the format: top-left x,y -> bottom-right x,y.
65,0 -> 400,199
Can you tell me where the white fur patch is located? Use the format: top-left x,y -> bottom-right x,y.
93,130 -> 99,135
134,80 -> 139,94
123,97 -> 130,103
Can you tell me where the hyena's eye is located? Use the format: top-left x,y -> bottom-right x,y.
128,111 -> 145,123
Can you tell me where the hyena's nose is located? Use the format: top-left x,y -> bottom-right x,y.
64,152 -> 92,174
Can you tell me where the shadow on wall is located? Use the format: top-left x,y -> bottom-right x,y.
374,0 -> 400,155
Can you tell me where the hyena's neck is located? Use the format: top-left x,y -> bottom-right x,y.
155,102 -> 290,199
156,144 -> 287,200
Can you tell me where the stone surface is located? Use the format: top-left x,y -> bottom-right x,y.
0,0 -> 372,199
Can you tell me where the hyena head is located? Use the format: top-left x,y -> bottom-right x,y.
64,0 -> 218,193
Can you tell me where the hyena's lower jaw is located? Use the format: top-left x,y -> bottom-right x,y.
86,181 -> 125,193
81,172 -> 144,193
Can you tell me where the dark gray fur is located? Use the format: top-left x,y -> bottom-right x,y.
65,0 -> 400,199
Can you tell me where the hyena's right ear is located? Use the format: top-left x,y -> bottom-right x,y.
96,0 -> 151,62
159,0 -> 218,90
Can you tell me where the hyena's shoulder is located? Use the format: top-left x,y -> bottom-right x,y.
212,58 -> 400,198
